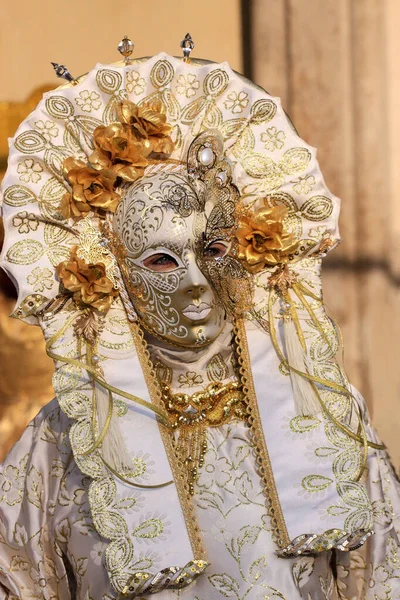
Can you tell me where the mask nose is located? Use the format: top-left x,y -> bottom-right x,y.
182,252 -> 209,298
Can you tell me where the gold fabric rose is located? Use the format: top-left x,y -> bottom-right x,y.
117,99 -> 174,155
90,122 -> 149,182
59,100 -> 176,221
56,246 -> 118,312
61,157 -> 120,220
235,205 -> 299,273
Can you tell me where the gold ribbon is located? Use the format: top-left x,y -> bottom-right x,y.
267,280 -> 384,480
45,311 -> 174,488
45,316 -> 170,424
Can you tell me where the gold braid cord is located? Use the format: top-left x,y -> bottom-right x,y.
233,314 -> 377,557
127,320 -> 208,564
233,316 -> 290,549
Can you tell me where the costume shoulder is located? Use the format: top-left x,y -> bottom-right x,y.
0,400 -> 74,598
1,398 -> 72,470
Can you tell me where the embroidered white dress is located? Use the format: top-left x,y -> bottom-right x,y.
1,327 -> 400,600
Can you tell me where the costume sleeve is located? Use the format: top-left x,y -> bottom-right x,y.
331,383 -> 400,598
0,401 -> 73,598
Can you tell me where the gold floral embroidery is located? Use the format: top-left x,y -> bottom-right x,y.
176,73 -> 200,98
27,267 -> 54,292
48,308 -> 205,596
0,456 -> 27,506
177,371 -> 204,388
12,211 -> 39,234
126,70 -> 146,95
75,90 -> 102,112
261,126 -> 286,151
224,91 -> 249,114
292,174 -> 316,195
17,159 -> 43,183
34,120 -> 59,141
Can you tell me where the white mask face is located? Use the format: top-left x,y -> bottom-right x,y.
113,169 -> 228,347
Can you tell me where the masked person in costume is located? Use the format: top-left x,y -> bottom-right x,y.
0,37 -> 399,600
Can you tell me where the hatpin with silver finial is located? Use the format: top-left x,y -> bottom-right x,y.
180,33 -> 194,62
118,35 -> 134,65
50,63 -> 77,85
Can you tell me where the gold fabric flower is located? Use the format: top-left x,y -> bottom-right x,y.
117,99 -> 174,155
90,123 -> 148,182
56,246 -> 118,312
235,205 -> 299,273
61,157 -> 120,220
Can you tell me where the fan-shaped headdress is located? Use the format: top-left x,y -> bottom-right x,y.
0,38 -> 382,597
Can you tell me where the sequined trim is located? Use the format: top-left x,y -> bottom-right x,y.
278,529 -> 374,557
119,559 -> 208,598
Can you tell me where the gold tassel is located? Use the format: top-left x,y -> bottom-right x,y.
283,314 -> 321,416
268,279 -> 321,416
95,381 -> 133,473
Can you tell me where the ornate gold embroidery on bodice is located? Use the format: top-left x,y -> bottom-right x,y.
160,380 -> 246,494
160,380 -> 246,429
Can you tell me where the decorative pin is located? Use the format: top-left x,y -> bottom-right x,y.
118,35 -> 134,64
180,33 -> 194,62
50,62 -> 77,85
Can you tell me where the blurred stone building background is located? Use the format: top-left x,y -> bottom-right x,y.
0,0 -> 399,467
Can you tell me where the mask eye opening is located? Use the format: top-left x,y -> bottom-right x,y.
142,252 -> 180,272
203,239 -> 230,261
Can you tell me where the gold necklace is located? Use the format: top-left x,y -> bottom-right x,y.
160,380 -> 246,494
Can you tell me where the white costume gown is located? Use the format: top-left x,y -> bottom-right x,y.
1,322 -> 400,600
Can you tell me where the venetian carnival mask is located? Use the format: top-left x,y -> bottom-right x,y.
113,167 -> 229,347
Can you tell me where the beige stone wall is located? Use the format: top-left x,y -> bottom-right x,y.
0,0 -> 242,102
249,0 -> 400,468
